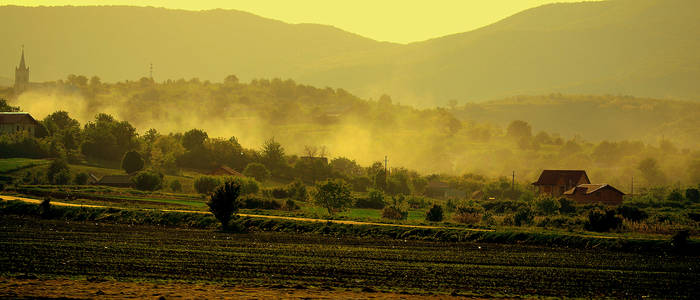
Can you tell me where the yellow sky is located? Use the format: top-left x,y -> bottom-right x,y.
6,0 -> 597,43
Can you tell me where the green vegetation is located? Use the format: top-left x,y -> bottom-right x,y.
0,158 -> 49,173
207,180 -> 242,230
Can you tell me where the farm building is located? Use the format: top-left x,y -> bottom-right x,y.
96,175 -> 132,188
563,184 -> 625,206
207,165 -> 243,177
425,180 -> 466,199
532,170 -> 590,197
0,112 -> 40,136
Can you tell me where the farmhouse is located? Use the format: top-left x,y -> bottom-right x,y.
532,170 -> 590,197
563,184 -> 625,206
96,175 -> 132,188
0,112 -> 40,136
207,165 -> 243,177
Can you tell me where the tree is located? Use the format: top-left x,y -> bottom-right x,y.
121,151 -> 145,174
207,180 -> 242,230
506,120 -> 532,139
81,114 -> 137,161
194,176 -> 222,194
74,172 -> 89,185
47,159 -> 69,184
426,204 -> 444,222
170,180 -> 182,192
287,179 -> 309,202
131,171 -> 163,191
638,158 -> 667,186
182,129 -> 208,151
261,137 -> 286,173
535,197 -> 560,215
313,179 -> 353,214
685,188 -> 700,203
0,98 -> 19,112
243,162 -> 271,182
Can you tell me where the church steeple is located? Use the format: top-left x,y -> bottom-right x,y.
14,45 -> 30,94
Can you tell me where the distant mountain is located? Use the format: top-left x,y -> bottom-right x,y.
0,5 -> 395,84
297,0 -> 700,105
2,0 -> 699,105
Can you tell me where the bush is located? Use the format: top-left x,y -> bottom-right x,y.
243,162 -> 271,182
283,199 -> 298,211
270,187 -> 289,199
426,204 -> 444,222
672,230 -> 690,250
121,150 -> 145,174
454,203 -> 484,224
585,209 -> 622,232
407,195 -> 428,209
617,205 -> 648,221
685,188 -> 700,203
482,200 -> 528,214
131,171 -> 163,191
194,176 -> 222,194
313,179 -> 353,215
40,196 -> 52,218
513,206 -> 535,226
74,172 -> 89,185
240,195 -> 282,210
535,197 -> 560,215
558,198 -> 577,214
53,169 -> 71,185
207,180 -> 242,230
232,176 -> 260,195
382,206 -> 407,220
287,180 -> 309,202
355,189 -> 386,209
169,180 -> 182,192
47,158 -> 69,184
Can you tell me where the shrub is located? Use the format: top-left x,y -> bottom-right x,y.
283,199 -> 298,211
121,150 -> 145,174
74,172 -> 89,185
53,169 -> 71,185
558,198 -> 577,214
585,209 -> 622,232
47,158 -> 69,184
685,188 -> 700,203
482,200 -> 527,214
382,206 -> 407,220
269,187 -> 289,199
243,162 -> 271,182
407,195 -> 427,209
240,195 -> 282,210
39,196 -> 52,218
426,204 -> 444,222
207,180 -> 242,230
535,197 -> 560,215
617,205 -> 648,221
287,180 -> 309,202
232,176 -> 260,195
194,176 -> 221,194
672,230 -> 690,250
454,203 -> 484,224
355,189 -> 386,209
132,171 -> 163,191
313,179 -> 353,215
513,206 -> 535,226
170,180 -> 182,192
667,189 -> 684,202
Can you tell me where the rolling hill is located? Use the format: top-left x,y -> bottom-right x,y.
2,0 -> 699,105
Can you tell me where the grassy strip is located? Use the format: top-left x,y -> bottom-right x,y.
1,200 -> 696,254
11,186 -> 205,207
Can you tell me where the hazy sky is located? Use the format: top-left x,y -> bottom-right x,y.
7,0 -> 597,43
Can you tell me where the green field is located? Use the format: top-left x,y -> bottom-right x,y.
1,215 -> 698,298
0,158 -> 50,173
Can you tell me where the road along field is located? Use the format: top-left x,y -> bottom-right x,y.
1,216 -> 699,298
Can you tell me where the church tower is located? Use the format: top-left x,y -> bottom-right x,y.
14,46 -> 30,93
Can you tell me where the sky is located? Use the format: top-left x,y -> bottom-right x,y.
4,0 -> 598,43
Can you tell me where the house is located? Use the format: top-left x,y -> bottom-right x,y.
563,184 -> 625,206
96,175 -> 133,188
425,180 -> 466,199
532,170 -> 590,197
0,112 -> 40,136
207,165 -> 243,177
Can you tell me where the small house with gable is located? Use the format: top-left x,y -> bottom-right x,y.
563,184 -> 625,206
532,170 -> 590,197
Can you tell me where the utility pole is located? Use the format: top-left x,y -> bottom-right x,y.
149,63 -> 153,80
512,171 -> 515,192
384,155 -> 388,187
631,176 -> 634,199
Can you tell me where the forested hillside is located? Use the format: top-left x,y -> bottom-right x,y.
3,0 -> 699,105
3,75 -> 700,190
